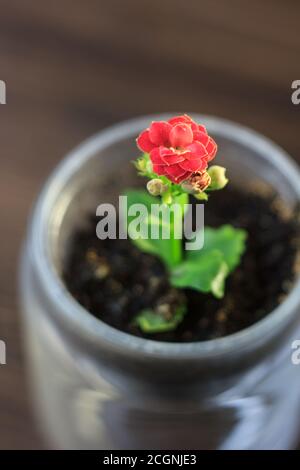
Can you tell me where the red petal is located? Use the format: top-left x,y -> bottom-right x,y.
150,147 -> 164,165
179,158 -> 207,172
152,164 -> 166,176
169,123 -> 194,148
192,131 -> 209,146
136,130 -> 155,153
197,124 -> 207,134
176,171 -> 193,183
187,141 -> 208,158
165,164 -> 189,181
148,121 -> 172,146
159,147 -> 185,165
168,115 -> 188,125
168,114 -> 200,132
168,114 -> 193,126
206,137 -> 218,161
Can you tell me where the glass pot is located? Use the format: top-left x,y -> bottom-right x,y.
20,115 -> 300,449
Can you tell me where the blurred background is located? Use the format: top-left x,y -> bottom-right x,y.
0,0 -> 299,449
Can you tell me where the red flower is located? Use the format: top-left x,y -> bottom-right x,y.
136,114 -> 217,183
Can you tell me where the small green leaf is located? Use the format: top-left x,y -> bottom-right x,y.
194,192 -> 209,201
200,225 -> 247,272
170,249 -> 228,298
134,305 -> 186,333
210,261 -> 229,298
175,225 -> 247,298
124,189 -> 182,269
125,188 -> 157,208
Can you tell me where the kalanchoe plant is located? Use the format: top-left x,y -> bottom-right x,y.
125,114 -> 247,333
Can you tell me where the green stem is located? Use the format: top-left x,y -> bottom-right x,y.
166,192 -> 189,268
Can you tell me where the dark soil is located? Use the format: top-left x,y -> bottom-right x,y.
63,186 -> 300,342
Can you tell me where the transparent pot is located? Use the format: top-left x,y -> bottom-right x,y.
20,115 -> 300,449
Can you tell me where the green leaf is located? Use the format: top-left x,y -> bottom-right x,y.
124,189 -> 183,269
200,225 -> 247,272
210,261 -> 229,298
124,189 -> 157,225
170,249 -> 228,298
194,192 -> 209,201
173,225 -> 247,298
134,305 -> 186,333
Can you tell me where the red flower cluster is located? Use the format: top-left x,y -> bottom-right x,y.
137,114 -> 217,183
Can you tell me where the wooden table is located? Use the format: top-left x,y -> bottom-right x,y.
0,0 -> 299,449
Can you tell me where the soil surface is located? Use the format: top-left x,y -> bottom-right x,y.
63,186 -> 300,342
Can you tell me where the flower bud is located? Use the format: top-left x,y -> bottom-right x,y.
134,157 -> 147,173
182,171 -> 211,194
207,165 -> 228,190
146,179 -> 168,196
